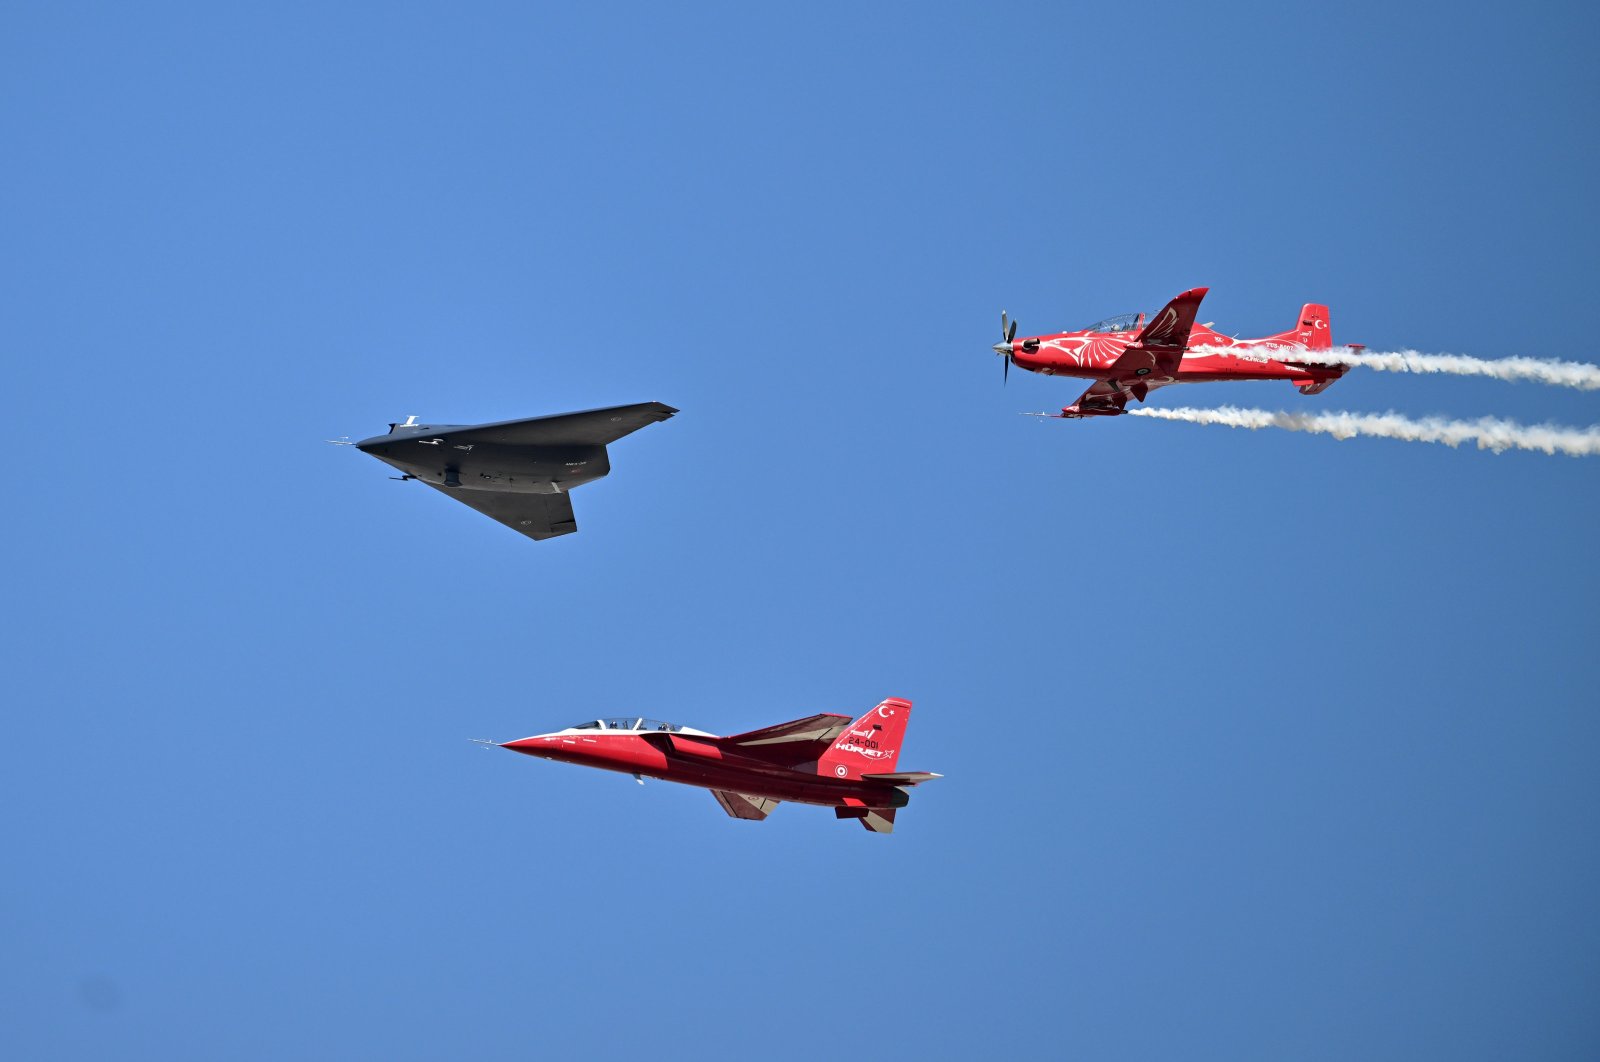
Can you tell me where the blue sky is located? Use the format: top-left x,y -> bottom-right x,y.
4,2 -> 1598,1058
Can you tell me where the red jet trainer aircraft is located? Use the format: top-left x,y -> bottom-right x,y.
993,287 -> 1362,417
498,697 -> 939,834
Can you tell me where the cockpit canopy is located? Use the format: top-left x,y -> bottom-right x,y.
1085,313 -> 1142,334
568,717 -> 685,732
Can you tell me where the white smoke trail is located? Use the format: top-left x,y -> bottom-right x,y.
1126,405 -> 1600,457
1189,345 -> 1600,391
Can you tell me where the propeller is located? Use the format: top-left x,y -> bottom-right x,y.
994,311 -> 1018,384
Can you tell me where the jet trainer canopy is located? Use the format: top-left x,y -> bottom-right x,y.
569,717 -> 686,732
1084,313 -> 1141,333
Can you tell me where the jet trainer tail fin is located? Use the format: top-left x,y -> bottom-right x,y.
817,698 -> 912,781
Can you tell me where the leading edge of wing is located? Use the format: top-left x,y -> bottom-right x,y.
1134,287 -> 1208,350
432,402 -> 678,448
722,713 -> 853,750
859,771 -> 942,786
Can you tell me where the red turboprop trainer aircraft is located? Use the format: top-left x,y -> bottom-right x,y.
993,287 -> 1362,417
497,697 -> 938,834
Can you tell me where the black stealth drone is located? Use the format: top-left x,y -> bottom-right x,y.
344,402 -> 677,541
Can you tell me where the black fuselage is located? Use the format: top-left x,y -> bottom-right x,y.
357,429 -> 610,494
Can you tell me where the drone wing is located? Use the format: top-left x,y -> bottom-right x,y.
416,483 -> 578,540
430,402 -> 677,447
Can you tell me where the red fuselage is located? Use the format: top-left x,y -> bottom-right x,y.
995,291 -> 1355,417
502,729 -> 910,809
1009,322 -> 1346,389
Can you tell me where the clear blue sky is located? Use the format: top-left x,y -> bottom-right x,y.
4,2 -> 1598,1059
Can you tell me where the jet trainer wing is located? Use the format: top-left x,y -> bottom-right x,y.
416,482 -> 578,540
711,790 -> 780,821
426,402 -> 677,448
719,713 -> 854,766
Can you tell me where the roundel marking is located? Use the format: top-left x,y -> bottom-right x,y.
835,765 -> 848,778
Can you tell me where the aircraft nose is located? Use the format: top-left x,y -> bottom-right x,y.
992,341 -> 1013,356
500,738 -> 545,756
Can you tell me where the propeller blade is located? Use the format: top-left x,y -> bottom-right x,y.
999,310 -> 1018,384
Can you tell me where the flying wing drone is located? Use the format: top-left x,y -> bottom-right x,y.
349,401 -> 676,540
993,287 -> 1362,417
496,697 -> 940,834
